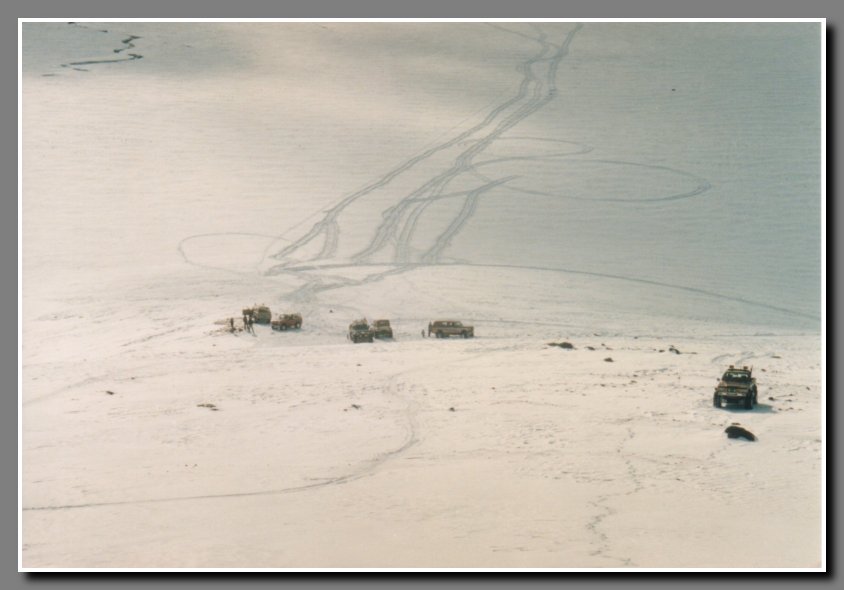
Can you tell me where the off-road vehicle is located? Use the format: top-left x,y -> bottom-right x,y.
243,305 -> 272,324
371,319 -> 393,339
428,320 -> 474,339
348,319 -> 374,343
713,365 -> 758,409
271,313 -> 302,331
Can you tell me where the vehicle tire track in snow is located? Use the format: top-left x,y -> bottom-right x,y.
384,26 -> 580,264
452,262 -> 819,322
471,158 -> 712,203
272,259 -> 818,323
468,136 -> 594,164
351,29 -> 561,263
486,23 -> 562,49
23,369 -> 424,514
266,24 -> 569,272
177,232 -> 287,274
265,27 -> 566,272
258,25 -> 581,306
420,176 -> 517,264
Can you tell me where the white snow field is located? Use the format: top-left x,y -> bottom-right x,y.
20,21 -> 823,570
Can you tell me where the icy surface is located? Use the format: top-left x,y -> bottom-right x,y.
21,22 -> 823,569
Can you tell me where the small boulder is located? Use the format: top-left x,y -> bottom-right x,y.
604,357 -> 614,362
725,423 -> 756,441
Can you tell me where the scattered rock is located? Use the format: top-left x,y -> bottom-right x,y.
448,407 -> 455,412
549,341 -> 575,349
771,355 -> 781,359
351,404 -> 361,410
725,423 -> 756,441
604,357 -> 614,362
668,346 -> 681,354
769,397 -> 776,401
658,349 -> 665,353
105,390 -> 115,395
197,403 -> 216,409
586,346 -> 596,351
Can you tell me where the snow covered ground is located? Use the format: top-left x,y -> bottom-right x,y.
20,21 -> 824,570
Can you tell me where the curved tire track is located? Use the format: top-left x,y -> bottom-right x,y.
24,367 -> 422,514
267,25 -> 571,271
377,26 -> 574,264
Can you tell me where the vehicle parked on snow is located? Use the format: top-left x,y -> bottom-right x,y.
243,304 -> 272,324
428,320 -> 474,339
371,319 -> 393,339
271,313 -> 302,331
713,365 -> 758,409
348,319 -> 374,343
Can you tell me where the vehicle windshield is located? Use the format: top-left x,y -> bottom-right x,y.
723,371 -> 749,382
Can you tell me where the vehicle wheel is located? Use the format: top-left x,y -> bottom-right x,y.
713,395 -> 722,408
744,395 -> 753,410
295,323 -> 301,329
753,388 -> 758,404
281,324 -> 287,331
462,332 -> 469,338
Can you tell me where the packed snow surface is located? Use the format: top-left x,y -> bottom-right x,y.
21,21 -> 823,569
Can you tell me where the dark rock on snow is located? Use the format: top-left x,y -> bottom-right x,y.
725,423 -> 756,441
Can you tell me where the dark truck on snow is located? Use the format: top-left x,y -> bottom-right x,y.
713,365 -> 758,409
243,304 -> 272,324
428,320 -> 474,339
370,319 -> 393,339
271,313 -> 302,331
348,319 -> 374,343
